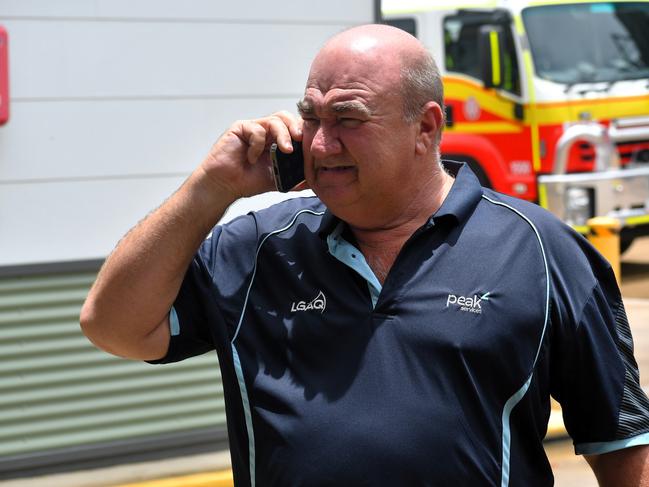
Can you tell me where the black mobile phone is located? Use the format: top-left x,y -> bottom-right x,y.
270,140 -> 305,192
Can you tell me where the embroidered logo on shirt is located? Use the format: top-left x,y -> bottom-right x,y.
291,290 -> 327,314
446,292 -> 491,314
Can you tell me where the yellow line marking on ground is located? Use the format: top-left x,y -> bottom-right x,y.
116,470 -> 233,487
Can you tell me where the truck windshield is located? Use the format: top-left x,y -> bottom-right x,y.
522,2 -> 649,84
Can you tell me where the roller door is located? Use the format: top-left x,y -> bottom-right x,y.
0,264 -> 227,479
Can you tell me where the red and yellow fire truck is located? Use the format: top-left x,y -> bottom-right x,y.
384,0 -> 649,251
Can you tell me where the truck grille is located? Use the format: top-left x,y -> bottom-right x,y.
617,140 -> 649,166
610,116 -> 649,167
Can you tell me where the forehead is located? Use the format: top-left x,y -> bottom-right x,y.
303,45 -> 401,110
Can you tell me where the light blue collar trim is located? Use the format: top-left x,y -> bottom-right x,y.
326,222 -> 382,308
169,306 -> 180,336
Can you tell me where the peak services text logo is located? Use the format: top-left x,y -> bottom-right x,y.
446,292 -> 491,314
291,291 -> 326,314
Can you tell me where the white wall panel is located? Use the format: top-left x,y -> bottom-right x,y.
0,178 -> 310,267
0,178 -> 180,266
0,0 -> 374,24
5,20 -> 341,99
0,1 -> 375,266
0,96 -> 299,181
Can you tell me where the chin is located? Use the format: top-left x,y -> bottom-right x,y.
313,178 -> 353,196
318,193 -> 370,224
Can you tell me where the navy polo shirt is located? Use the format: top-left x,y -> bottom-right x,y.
152,162 -> 649,486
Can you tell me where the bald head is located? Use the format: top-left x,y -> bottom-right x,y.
310,24 -> 444,127
321,23 -> 424,57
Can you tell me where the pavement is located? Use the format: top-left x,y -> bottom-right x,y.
0,452 -> 232,487
3,239 -> 649,487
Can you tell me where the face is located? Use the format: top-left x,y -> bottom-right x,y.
298,40 -> 422,226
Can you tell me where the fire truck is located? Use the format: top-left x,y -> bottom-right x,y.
384,0 -> 649,251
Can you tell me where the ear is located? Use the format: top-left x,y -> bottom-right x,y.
414,102 -> 444,155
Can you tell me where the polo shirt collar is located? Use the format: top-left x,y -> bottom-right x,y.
432,160 -> 484,225
317,208 -> 340,239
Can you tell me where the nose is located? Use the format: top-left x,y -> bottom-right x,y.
309,121 -> 342,159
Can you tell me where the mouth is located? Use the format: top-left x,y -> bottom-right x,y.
320,165 -> 355,172
312,161 -> 357,187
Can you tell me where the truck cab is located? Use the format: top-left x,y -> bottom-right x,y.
384,1 -> 649,250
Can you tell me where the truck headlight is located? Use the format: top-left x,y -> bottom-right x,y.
565,186 -> 593,226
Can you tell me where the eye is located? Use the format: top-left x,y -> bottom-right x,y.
301,117 -> 320,128
339,118 -> 362,128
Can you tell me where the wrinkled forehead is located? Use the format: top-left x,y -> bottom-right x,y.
305,38 -> 402,102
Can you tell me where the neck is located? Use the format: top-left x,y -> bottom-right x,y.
349,166 -> 454,284
351,165 -> 453,245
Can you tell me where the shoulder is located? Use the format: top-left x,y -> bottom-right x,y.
478,189 -> 587,254
479,189 -> 567,234
478,188 -> 614,297
216,195 -> 325,243
196,195 -> 326,285
249,196 -> 326,234
481,190 -> 621,333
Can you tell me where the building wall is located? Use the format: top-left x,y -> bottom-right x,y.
0,0 -> 374,267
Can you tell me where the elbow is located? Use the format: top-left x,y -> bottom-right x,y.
79,298 -> 96,341
79,297 -> 170,361
79,297 -> 125,357
79,297 -> 113,354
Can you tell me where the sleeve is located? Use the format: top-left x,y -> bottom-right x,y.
549,239 -> 649,455
148,212 -> 260,364
147,253 -> 218,364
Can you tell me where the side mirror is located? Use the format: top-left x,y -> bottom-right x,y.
478,25 -> 504,89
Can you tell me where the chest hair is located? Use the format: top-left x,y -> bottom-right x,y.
363,247 -> 401,285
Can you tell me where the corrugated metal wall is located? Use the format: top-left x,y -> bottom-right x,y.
0,265 -> 227,478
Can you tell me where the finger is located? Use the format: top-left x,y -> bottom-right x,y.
271,110 -> 303,142
265,115 -> 294,154
239,122 -> 267,164
295,116 -> 304,139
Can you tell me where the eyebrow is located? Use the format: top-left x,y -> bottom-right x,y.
331,101 -> 372,117
296,99 -> 314,115
296,99 -> 372,117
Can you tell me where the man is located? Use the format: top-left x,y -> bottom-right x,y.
81,24 -> 649,486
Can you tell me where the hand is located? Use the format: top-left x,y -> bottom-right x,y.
200,111 -> 303,199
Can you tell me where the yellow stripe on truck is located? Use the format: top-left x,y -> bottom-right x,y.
444,77 -> 522,122
443,77 -> 649,128
512,12 -> 542,171
534,94 -> 649,125
489,31 -> 501,87
447,121 -> 522,134
537,183 -> 548,209
625,215 -> 649,226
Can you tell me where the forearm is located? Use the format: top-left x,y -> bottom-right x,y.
80,112 -> 301,360
80,167 -> 236,360
586,446 -> 649,487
